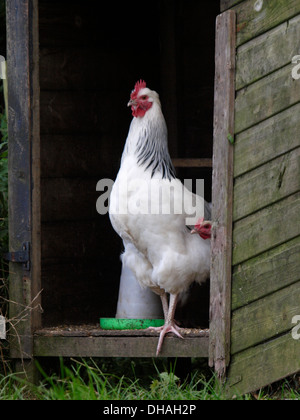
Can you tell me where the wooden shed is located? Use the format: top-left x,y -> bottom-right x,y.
5,0 -> 300,395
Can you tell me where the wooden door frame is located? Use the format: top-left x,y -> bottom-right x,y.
6,2 -> 236,373
6,0 -> 41,373
209,10 -> 236,378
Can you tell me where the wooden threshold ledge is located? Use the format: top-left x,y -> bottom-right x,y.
33,325 -> 209,358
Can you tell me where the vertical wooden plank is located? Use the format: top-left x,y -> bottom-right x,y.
6,0 -> 40,363
30,0 -> 41,332
209,10 -> 236,377
7,0 -> 32,359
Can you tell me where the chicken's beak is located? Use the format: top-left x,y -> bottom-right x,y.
190,229 -> 197,235
127,99 -> 136,107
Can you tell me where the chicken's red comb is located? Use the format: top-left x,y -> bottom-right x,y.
131,80 -> 147,100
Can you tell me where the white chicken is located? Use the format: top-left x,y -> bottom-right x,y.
109,80 -> 211,355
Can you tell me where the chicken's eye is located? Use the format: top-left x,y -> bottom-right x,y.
141,95 -> 148,100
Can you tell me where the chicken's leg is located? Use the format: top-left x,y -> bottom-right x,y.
147,292 -> 169,333
155,293 -> 184,356
160,292 -> 169,320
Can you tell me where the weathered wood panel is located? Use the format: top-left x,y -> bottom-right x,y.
40,91 -> 112,135
232,236 -> 300,310
41,220 -> 114,261
233,147 -> 300,221
231,281 -> 300,354
39,0 -> 161,50
41,262 -> 120,326
33,334 -> 209,358
226,331 -> 300,397
209,10 -> 236,376
221,0 -> 244,12
234,102 -> 300,177
30,0 -> 42,332
235,65 -> 300,134
40,48 -> 145,91
172,158 -> 212,168
6,0 -> 41,358
236,14 -> 300,90
34,325 -> 209,338
226,0 -> 300,395
40,135 -> 120,179
233,192 -> 300,265
234,0 -> 300,47
41,178 -> 100,222
39,1 -> 101,47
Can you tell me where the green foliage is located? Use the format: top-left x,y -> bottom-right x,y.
0,358 -> 299,400
0,358 -> 227,400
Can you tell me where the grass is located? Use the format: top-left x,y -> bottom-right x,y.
0,358 -> 299,400
0,358 -> 230,400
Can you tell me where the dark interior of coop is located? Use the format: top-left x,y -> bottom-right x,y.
38,0 -> 219,330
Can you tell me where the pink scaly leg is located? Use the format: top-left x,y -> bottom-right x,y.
147,292 -> 169,333
155,293 -> 184,356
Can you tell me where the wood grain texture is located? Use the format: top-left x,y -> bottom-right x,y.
234,0 -> 300,47
233,147 -> 300,221
40,135 -> 120,179
39,47 -> 143,91
233,192 -> 300,266
41,178 -> 100,222
33,330 -> 209,358
235,64 -> 300,134
209,10 -> 236,376
226,331 -> 300,397
236,14 -> 300,90
172,158 -> 212,168
234,102 -> 300,177
6,0 -> 41,358
41,219 -> 111,261
221,0 -> 244,12
232,236 -> 300,310
231,281 -> 300,354
30,0 -> 42,332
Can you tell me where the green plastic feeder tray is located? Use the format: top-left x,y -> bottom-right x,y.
100,318 -> 164,330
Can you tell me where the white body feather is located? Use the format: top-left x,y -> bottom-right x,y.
109,90 -> 210,296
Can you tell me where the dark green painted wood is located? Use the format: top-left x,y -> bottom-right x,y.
235,0 -> 300,47
221,0 -> 244,12
231,281 -> 300,354
234,102 -> 300,178
233,147 -> 300,221
233,192 -> 300,266
226,331 -> 300,397
235,64 -> 300,134
232,236 -> 300,310
223,0 -> 300,395
236,14 -> 300,90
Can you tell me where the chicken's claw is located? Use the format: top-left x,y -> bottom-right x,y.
155,323 -> 184,356
147,325 -> 165,333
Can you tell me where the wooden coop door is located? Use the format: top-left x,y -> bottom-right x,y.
220,0 -> 300,396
